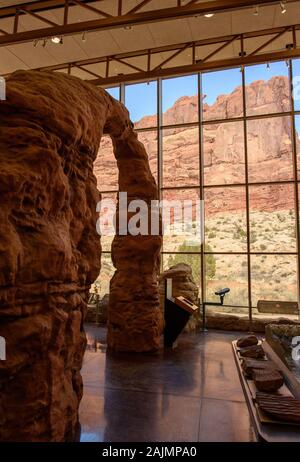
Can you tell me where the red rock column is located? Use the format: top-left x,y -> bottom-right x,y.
107,128 -> 163,352
0,70 -> 111,442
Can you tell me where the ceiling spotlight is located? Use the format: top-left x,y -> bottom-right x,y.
82,31 -> 86,42
280,1 -> 287,14
124,25 -> 132,30
266,62 -> 270,70
42,39 -> 47,48
33,40 -> 39,47
51,36 -> 61,44
286,59 -> 290,67
204,13 -> 214,18
253,6 -> 259,16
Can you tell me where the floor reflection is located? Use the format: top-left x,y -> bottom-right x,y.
79,324 -> 256,442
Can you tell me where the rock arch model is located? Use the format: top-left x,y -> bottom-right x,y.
0,70 -> 162,442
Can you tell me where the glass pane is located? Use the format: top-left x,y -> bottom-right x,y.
94,136 -> 118,192
99,192 -> 117,252
245,61 -> 291,116
125,81 -> 157,128
91,253 -> 115,299
251,255 -> 297,307
204,187 -> 247,252
296,115 -> 300,178
292,58 -> 300,111
162,74 -> 198,125
203,121 -> 245,185
205,254 -> 249,308
249,184 -> 297,252
247,116 -> 294,182
202,68 -> 243,121
162,189 -> 201,253
105,86 -> 120,100
162,253 -> 201,291
162,126 -> 199,187
137,130 -> 158,181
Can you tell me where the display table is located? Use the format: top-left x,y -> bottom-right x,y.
232,340 -> 300,442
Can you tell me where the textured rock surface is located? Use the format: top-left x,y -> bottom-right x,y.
206,313 -> 300,333
241,358 -> 279,377
253,369 -> 284,392
96,76 -> 300,211
239,344 -> 265,359
108,131 -> 163,352
0,70 -> 161,441
159,263 -> 200,331
237,335 -> 258,348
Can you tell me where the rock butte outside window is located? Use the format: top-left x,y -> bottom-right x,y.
93,61 -> 300,323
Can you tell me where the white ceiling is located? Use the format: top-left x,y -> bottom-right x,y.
0,0 -> 299,78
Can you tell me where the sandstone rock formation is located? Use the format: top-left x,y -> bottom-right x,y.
256,392 -> 300,423
159,263 -> 200,331
237,334 -> 258,348
239,344 -> 265,359
241,358 -> 280,377
0,70 -> 161,441
107,129 -> 163,352
253,368 -> 284,392
207,314 -> 300,333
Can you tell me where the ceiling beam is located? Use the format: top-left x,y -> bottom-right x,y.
3,30 -> 299,86
6,22 -> 297,78
0,0 -> 103,19
87,48 -> 300,86
0,0 -> 298,47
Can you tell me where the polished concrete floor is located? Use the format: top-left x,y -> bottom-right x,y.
79,325 -> 256,442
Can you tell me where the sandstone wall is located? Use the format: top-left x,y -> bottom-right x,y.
0,70 -> 161,441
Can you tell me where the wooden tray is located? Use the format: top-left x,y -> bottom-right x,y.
232,340 -> 300,441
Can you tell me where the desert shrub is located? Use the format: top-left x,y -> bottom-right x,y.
167,241 -> 216,281
233,226 -> 246,240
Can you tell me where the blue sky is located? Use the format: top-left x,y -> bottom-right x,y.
106,59 -> 300,123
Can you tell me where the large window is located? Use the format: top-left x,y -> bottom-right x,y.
125,81 -> 157,128
95,58 -> 300,323
162,75 -> 198,125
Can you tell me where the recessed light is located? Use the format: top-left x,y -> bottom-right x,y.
51,36 -> 61,44
124,25 -> 132,30
280,2 -> 287,14
204,13 -> 214,18
253,6 -> 259,16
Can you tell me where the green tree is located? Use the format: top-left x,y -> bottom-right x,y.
167,241 -> 216,282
